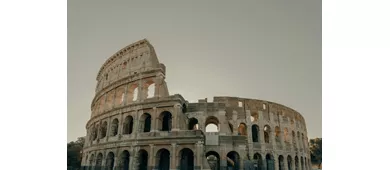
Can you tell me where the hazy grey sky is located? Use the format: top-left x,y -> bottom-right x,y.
68,0 -> 321,142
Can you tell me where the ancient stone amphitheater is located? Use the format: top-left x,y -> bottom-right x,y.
81,39 -> 312,170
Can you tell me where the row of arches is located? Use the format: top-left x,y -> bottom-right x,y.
205,151 -> 310,170
89,111 -> 172,142
86,148 -> 195,170
93,81 -> 156,117
190,116 -> 307,149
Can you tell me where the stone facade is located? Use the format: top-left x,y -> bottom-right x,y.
81,39 -> 312,170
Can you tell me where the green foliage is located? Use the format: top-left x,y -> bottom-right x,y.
309,138 -> 322,168
67,137 -> 85,169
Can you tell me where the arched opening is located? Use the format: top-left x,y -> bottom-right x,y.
237,123 -> 247,136
301,157 -> 304,170
156,149 -> 170,170
182,104 -> 187,113
110,119 -> 119,136
179,148 -> 194,170
138,149 -> 148,170
266,154 -> 274,170
253,153 -> 263,170
118,150 -> 130,170
205,116 -> 219,132
287,155 -> 292,170
188,118 -> 199,130
95,153 -> 103,170
89,154 -> 95,170
251,112 -> 259,122
140,113 -> 151,132
284,128 -> 289,142
252,125 -> 259,142
146,82 -> 155,98
206,151 -> 220,170
227,151 -> 240,170
159,111 -> 172,131
133,87 -> 139,101
106,152 -> 115,170
278,155 -> 284,170
264,125 -> 271,143
99,122 -> 107,139
122,116 -> 134,135
93,126 -> 98,141
295,156 -> 299,170
275,126 -> 281,143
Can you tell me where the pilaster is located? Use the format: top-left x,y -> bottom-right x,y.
170,143 -> 178,170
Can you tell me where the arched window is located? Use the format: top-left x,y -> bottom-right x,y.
287,155 -> 292,170
253,153 -> 263,170
252,125 -> 259,142
159,111 -> 172,131
119,151 -> 130,170
99,121 -> 107,139
266,154 -> 274,170
188,118 -> 199,130
238,123 -> 247,136
278,155 -> 284,170
275,126 -> 281,142
95,153 -> 103,169
227,151 -> 240,170
156,149 -> 170,170
110,119 -> 119,136
122,116 -> 134,135
140,113 -> 151,132
206,151 -> 220,170
133,87 -> 139,101
144,81 -> 155,98
179,148 -> 194,170
205,116 -> 219,132
106,152 -> 115,170
138,150 -> 148,170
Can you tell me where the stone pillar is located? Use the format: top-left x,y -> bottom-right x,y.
274,154 -> 279,170
172,104 -> 181,131
113,156 -> 118,170
131,146 -> 138,170
118,114 -> 123,140
106,117 -> 112,142
220,149 -> 227,170
292,158 -> 296,170
262,157 -> 267,170
297,158 -> 302,170
151,107 -> 158,132
195,142 -> 203,170
149,144 -> 155,170
153,75 -> 162,98
170,143 -> 177,170
284,155 -> 289,170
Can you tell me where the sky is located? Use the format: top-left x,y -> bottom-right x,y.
68,0 -> 321,142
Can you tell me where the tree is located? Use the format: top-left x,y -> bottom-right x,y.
309,138 -> 322,169
67,137 -> 85,169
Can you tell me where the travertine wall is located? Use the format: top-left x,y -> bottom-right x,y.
81,39 -> 312,170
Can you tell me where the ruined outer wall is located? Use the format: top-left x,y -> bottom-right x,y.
186,97 -> 311,170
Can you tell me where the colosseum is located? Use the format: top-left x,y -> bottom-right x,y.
81,39 -> 312,170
